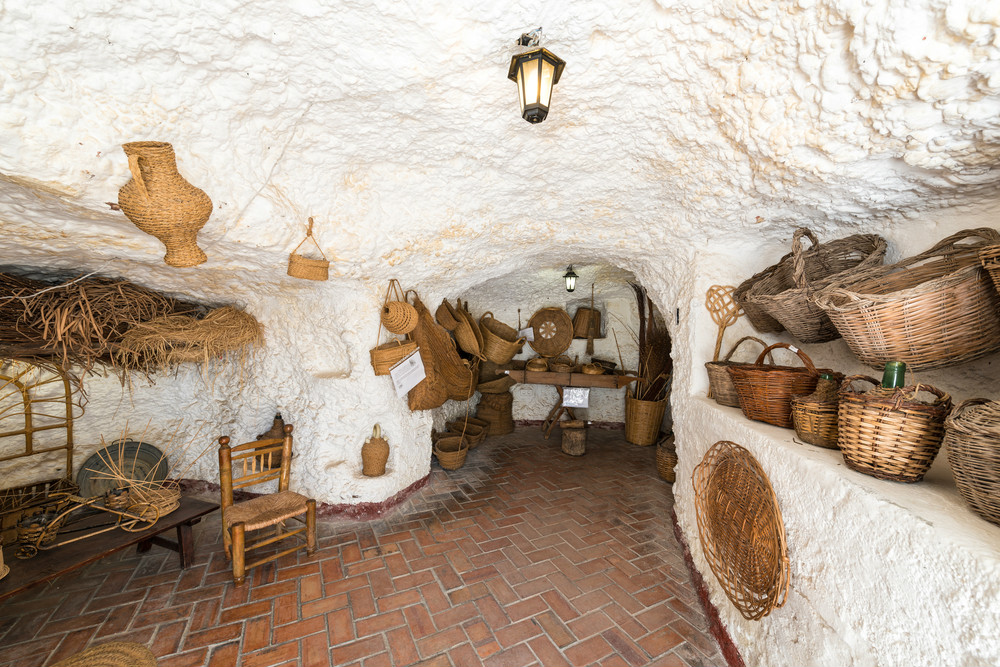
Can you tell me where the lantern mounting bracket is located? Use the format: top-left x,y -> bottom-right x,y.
518,28 -> 542,47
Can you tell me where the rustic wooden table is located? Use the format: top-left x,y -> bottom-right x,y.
0,496 -> 218,602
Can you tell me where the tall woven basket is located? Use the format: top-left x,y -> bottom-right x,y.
745,229 -> 887,343
727,343 -> 834,428
656,434 -> 677,483
625,395 -> 667,446
837,375 -> 952,483
944,398 -> 1000,526
814,228 -> 1000,370
705,336 -> 772,407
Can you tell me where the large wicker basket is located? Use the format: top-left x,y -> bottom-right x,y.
734,266 -> 785,334
944,398 -> 1000,526
813,228 -> 1000,370
705,336 -> 772,407
837,375 -> 952,483
745,229 -> 887,343
727,343 -> 834,428
370,339 -> 417,376
625,395 -> 667,446
790,376 -> 841,449
479,312 -> 525,365
980,245 -> 1000,297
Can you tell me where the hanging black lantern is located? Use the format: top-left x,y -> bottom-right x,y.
563,266 -> 578,292
508,45 -> 566,124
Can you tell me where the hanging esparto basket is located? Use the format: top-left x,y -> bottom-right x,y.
945,398 -> 1000,526
745,229 -> 887,343
435,299 -> 460,331
693,440 -> 789,621
380,279 -> 418,335
837,375 -> 952,483
813,228 -> 1000,370
370,339 -> 416,376
727,343 -> 836,428
287,217 -> 330,281
705,336 -> 773,408
479,312 -> 526,365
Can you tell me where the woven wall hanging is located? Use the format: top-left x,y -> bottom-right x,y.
693,440 -> 790,620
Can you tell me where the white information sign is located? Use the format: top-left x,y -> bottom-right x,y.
518,327 -> 535,342
390,348 -> 426,397
562,387 -> 590,408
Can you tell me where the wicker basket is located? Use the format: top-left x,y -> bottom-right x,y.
129,481 -> 181,517
435,299 -> 459,331
656,434 -> 677,483
625,395 -> 667,446
837,375 -> 952,483
287,217 -> 330,281
945,398 -> 1000,526
790,376 -> 841,449
479,312 -> 525,365
0,477 -> 78,547
381,279 -> 417,334
734,266 -> 786,334
980,245 -> 1000,297
727,343 -> 834,428
705,336 -> 772,407
451,301 -> 485,359
370,339 -> 417,375
745,229 -> 887,343
581,363 -> 604,375
526,358 -> 548,372
813,228 -> 1000,370
693,441 -> 789,620
433,434 -> 469,470
447,420 -> 487,448
477,391 -> 514,435
477,374 -> 516,394
549,355 -> 576,373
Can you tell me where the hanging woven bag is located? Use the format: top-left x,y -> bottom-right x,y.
380,279 -> 418,335
287,217 -> 330,281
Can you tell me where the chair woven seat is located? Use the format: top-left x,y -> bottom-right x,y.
225,490 -> 310,531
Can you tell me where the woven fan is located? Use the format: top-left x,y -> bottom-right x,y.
705,285 -> 742,362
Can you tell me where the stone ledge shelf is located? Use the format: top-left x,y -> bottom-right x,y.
673,396 -> 1000,667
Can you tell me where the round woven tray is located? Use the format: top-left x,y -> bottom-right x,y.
528,307 -> 573,358
693,440 -> 789,620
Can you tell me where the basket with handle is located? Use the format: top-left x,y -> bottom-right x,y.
944,398 -> 1000,526
813,228 -> 1000,370
734,265 -> 786,334
745,229 -> 887,343
705,336 -> 773,407
727,343 -> 834,428
381,279 -> 418,335
479,312 -> 526,365
433,433 -> 469,470
656,433 -> 677,483
435,299 -> 459,331
837,375 -> 952,483
790,375 -> 841,449
287,217 -> 330,281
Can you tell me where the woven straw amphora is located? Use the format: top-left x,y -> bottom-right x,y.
118,141 -> 213,267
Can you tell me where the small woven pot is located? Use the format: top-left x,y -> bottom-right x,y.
705,336 -> 772,407
549,355 -> 575,373
383,301 -> 418,335
790,376 -> 841,449
656,434 -> 677,483
838,375 -> 952,483
944,398 -> 1000,526
433,434 -> 469,470
362,424 -> 390,476
625,395 -> 667,446
581,363 -> 603,375
370,339 -> 417,375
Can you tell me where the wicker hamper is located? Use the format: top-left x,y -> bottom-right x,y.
705,336 -> 772,407
944,398 -> 1000,526
625,395 -> 667,446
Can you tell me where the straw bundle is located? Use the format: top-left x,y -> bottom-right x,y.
116,305 -> 262,370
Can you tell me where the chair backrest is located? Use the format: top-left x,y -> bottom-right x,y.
218,424 -> 294,509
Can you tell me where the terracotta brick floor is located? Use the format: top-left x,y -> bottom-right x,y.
0,426 -> 723,667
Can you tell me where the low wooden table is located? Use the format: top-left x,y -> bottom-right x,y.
506,369 -> 639,438
0,496 -> 218,602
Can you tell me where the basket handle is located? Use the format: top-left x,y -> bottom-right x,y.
291,217 -> 328,260
753,342 -> 819,375
721,336 -> 773,363
791,228 -> 820,289
946,397 -> 993,427
127,154 -> 149,200
839,374 -> 880,394
480,311 -> 494,326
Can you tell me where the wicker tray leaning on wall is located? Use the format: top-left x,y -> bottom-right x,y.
944,398 -> 1000,526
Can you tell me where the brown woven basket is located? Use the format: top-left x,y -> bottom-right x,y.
451,301 -> 485,359
790,376 -> 841,449
446,420 -> 487,448
625,394 -> 667,446
479,312 -> 525,365
526,358 -> 548,372
837,375 -> 952,483
435,299 -> 459,331
477,392 -> 514,436
979,245 -> 1000,297
705,336 -> 772,407
370,339 -> 417,375
945,398 -> 1000,526
287,218 -> 330,281
745,229 -> 887,343
581,363 -> 604,375
477,374 -> 516,394
727,343 -> 834,428
381,279 -> 417,334
548,355 -> 576,373
528,307 -> 574,358
734,266 -> 785,334
433,434 -> 469,470
693,441 -> 789,621
656,434 -> 677,483
129,481 -> 181,517
813,228 -> 1000,370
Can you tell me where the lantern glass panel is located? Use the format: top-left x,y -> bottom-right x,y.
540,59 -> 554,107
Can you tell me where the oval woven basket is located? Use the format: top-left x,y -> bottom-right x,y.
813,228 -> 1000,370
705,336 -> 772,407
435,299 -> 459,331
479,312 -> 525,365
581,363 -> 604,375
380,280 -> 417,334
745,229 -> 887,343
734,265 -> 786,334
837,375 -> 952,483
790,376 -> 841,449
450,301 -> 485,360
944,398 -> 1000,526
477,374 -> 516,394
446,420 -> 487,448
526,357 -> 548,372
433,434 -> 469,470
528,307 -> 574,358
548,355 -> 576,373
727,343 -> 836,428
287,217 -> 330,281
369,339 -> 417,376
693,441 -> 789,620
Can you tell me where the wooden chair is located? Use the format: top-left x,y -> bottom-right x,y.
218,424 -> 316,585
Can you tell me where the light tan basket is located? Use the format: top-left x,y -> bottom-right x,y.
945,398 -> 1000,526
381,279 -> 417,334
370,339 -> 417,375
625,395 -> 667,446
479,312 -> 525,365
287,217 -> 330,281
433,434 -> 469,470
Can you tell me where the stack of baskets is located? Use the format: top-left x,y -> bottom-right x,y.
477,392 -> 514,435
944,398 -> 1000,526
446,417 -> 489,449
705,336 -> 772,407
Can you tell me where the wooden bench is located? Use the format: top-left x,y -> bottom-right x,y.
0,496 -> 218,602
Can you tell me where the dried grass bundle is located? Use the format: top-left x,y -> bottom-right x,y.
116,305 -> 263,371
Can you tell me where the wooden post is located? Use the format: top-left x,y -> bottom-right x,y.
217,436 -> 233,559
306,499 -> 317,555
279,424 -> 294,493
232,522 -> 246,585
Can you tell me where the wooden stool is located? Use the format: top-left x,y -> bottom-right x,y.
561,420 -> 587,456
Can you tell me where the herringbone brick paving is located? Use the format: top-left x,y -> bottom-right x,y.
0,426 -> 723,667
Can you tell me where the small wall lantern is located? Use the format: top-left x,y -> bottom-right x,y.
508,29 -> 566,124
563,266 -> 578,292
